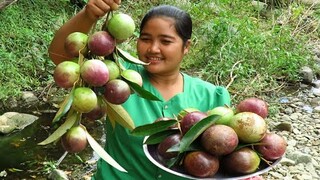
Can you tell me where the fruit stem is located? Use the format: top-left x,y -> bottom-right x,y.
74,111 -> 83,126
101,11 -> 112,31
260,156 -> 273,166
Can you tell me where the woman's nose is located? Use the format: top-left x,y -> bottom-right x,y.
148,41 -> 160,53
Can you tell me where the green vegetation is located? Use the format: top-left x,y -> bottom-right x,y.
0,0 -> 319,106
0,0 -> 80,101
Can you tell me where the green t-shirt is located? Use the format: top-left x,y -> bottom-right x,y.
93,64 -> 231,180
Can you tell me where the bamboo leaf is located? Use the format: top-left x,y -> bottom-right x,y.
52,88 -> 75,123
116,47 -> 149,65
105,101 -> 135,130
131,120 -> 177,136
38,110 -> 78,145
144,129 -> 179,145
178,115 -> 220,153
86,131 -> 127,173
122,78 -> 161,101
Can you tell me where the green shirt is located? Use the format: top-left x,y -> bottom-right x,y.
93,64 -> 231,180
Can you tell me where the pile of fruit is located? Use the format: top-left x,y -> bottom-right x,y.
132,97 -> 287,178
39,9 -> 159,172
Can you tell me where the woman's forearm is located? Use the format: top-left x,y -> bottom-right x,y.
48,9 -> 98,65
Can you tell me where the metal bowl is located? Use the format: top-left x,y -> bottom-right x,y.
143,137 -> 282,180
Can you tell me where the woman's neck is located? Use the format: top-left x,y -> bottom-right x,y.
148,71 -> 184,101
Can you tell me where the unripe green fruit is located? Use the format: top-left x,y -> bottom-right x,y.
64,32 -> 88,57
72,87 -> 98,113
104,60 -> 120,80
207,106 -> 234,125
107,13 -> 135,41
121,69 -> 143,87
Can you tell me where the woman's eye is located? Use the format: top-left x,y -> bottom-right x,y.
139,37 -> 150,41
161,40 -> 172,45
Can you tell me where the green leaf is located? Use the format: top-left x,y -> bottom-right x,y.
178,115 -> 220,153
166,153 -> 185,168
38,110 -> 78,145
105,101 -> 135,130
131,120 -> 177,136
144,129 -> 179,145
116,47 -> 149,65
122,78 -> 161,101
86,131 -> 127,173
52,88 -> 74,123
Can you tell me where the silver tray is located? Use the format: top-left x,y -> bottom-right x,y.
143,137 -> 282,180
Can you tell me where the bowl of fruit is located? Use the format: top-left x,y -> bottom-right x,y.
132,98 -> 287,179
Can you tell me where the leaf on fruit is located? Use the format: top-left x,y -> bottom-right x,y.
38,110 -> 78,145
166,153 -> 185,168
86,131 -> 127,173
122,78 -> 161,101
106,101 -> 135,130
116,47 -> 149,65
131,120 -> 177,136
52,88 -> 75,123
178,115 -> 220,153
144,129 -> 179,145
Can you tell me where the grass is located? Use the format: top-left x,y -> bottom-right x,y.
0,0 -> 319,109
0,0 -> 80,101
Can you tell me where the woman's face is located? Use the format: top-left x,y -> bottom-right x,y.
137,17 -> 190,75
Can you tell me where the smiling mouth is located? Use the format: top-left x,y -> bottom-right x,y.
147,57 -> 162,63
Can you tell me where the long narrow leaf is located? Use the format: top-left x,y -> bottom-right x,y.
131,120 -> 177,136
117,47 -> 149,65
86,131 -> 127,173
123,78 -> 161,101
178,115 -> 220,153
52,88 -> 75,123
38,110 -> 78,145
106,101 -> 135,130
144,129 -> 179,145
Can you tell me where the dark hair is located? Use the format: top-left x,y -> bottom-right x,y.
140,5 -> 192,45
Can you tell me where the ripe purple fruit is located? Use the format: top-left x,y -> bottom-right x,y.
180,111 -> 207,134
88,31 -> 115,56
201,125 -> 238,156
236,97 -> 268,118
157,133 -> 181,159
255,133 -> 287,160
61,126 -> 88,153
53,61 -> 80,89
83,96 -> 106,121
221,147 -> 261,174
80,59 -> 109,87
183,151 -> 219,178
104,79 -> 131,104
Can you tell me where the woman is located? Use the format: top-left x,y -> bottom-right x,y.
49,0 -> 231,179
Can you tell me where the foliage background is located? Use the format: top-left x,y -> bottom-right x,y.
0,0 -> 319,108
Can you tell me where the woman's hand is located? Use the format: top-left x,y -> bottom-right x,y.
85,0 -> 121,20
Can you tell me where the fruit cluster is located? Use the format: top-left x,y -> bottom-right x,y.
39,10 -> 158,173
53,12 -> 141,152
132,97 -> 287,178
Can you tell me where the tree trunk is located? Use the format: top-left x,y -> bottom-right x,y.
0,0 -> 17,10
